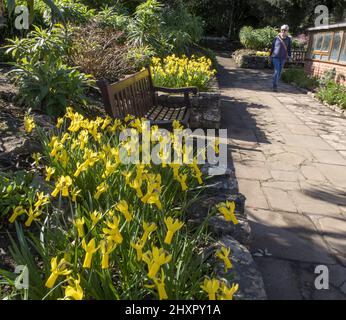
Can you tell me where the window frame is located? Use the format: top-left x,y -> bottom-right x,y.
309,30 -> 346,65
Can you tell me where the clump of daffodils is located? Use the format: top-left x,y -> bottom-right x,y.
151,54 -> 217,91
255,51 -> 271,57
6,108 -> 239,300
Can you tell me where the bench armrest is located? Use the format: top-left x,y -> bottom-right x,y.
153,86 -> 198,95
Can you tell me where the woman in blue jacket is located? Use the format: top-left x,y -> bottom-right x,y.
270,25 -> 292,92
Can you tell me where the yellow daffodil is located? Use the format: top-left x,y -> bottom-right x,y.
45,166 -> 55,182
115,200 -> 133,222
24,115 -> 35,133
216,201 -> 238,224
45,257 -> 72,288
218,282 -> 239,300
103,216 -> 123,244
71,187 -> 81,202
131,238 -> 145,261
94,182 -> 108,200
164,217 -> 184,245
34,192 -> 49,209
102,161 -> 118,179
215,246 -> 232,272
64,275 -> 83,300
56,117 -> 64,129
176,174 -> 188,191
100,239 -> 117,269
51,176 -> 73,198
82,238 -> 98,269
142,246 -> 172,280
90,210 -> 102,227
141,221 -> 157,242
201,278 -> 220,300
9,206 -> 26,223
32,152 -> 41,166
25,206 -> 42,227
74,218 -> 85,238
146,269 -> 168,300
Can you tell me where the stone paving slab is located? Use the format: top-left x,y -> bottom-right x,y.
217,55 -> 346,299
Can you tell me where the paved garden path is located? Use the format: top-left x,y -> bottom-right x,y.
217,55 -> 346,300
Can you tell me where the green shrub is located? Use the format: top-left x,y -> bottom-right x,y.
94,6 -> 130,29
316,81 -> 346,109
6,24 -> 94,116
8,60 -> 94,116
239,26 -> 278,50
281,68 -> 319,90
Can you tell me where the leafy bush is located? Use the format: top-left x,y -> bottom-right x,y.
281,68 -> 318,90
316,81 -> 346,109
0,111 -> 239,300
94,5 -> 130,29
239,26 -> 278,50
126,0 -> 203,57
5,24 -> 94,116
151,55 -> 216,91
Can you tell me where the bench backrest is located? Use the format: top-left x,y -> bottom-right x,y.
97,67 -> 156,119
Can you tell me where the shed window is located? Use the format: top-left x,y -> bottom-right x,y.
330,32 -> 342,61
340,39 -> 346,62
321,33 -> 332,51
315,34 -> 324,51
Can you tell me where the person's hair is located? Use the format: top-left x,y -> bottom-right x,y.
281,25 -> 289,31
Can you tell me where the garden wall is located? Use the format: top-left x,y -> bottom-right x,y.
305,60 -> 346,86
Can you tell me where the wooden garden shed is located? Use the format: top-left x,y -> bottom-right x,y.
305,22 -> 346,85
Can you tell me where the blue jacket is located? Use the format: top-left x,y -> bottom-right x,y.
271,35 -> 292,60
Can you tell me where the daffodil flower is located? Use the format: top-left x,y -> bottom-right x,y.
34,192 -> 49,209
146,269 -> 168,300
216,201 -> 238,225
141,221 -> 157,243
56,117 -> 64,129
51,176 -> 73,198
218,282 -> 239,300
215,246 -> 232,272
142,246 -> 172,280
90,210 -> 102,227
100,240 -> 117,269
45,166 -> 55,182
31,153 -> 41,167
103,216 -> 123,244
74,218 -> 85,238
82,238 -> 98,269
176,174 -> 188,191
45,257 -> 72,288
131,238 -> 145,261
25,206 -> 42,227
71,188 -> 81,202
94,182 -> 108,200
115,200 -> 133,222
64,275 -> 83,300
102,161 -> 118,179
201,278 -> 220,300
24,115 -> 35,133
9,206 -> 26,223
164,217 -> 184,245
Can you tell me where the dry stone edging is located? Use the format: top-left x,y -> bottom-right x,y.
188,163 -> 267,300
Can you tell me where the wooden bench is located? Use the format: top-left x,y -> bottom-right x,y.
97,67 -> 198,129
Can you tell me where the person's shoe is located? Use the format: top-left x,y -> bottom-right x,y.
273,86 -> 278,92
